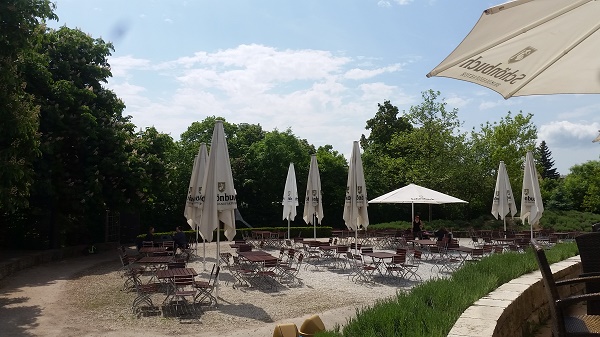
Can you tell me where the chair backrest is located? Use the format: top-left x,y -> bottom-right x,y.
391,253 -> 405,264
142,241 -> 154,247
413,250 -> 422,263
575,232 -> 600,274
531,239 -> 565,336
395,247 -> 407,255
173,274 -> 195,287
336,246 -> 349,253
361,247 -> 373,254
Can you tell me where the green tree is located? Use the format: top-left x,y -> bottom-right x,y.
562,161 -> 600,213
18,26 -> 134,248
467,112 -> 537,214
242,129 -> 312,226
537,140 -> 560,179
0,0 -> 56,212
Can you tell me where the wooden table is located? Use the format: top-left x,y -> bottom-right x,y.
238,251 -> 278,263
362,252 -> 397,275
156,267 -> 197,280
139,246 -> 167,256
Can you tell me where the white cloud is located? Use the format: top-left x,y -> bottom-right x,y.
444,95 -> 471,109
378,0 -> 413,7
538,120 -> 600,148
108,55 -> 151,78
344,64 -> 403,80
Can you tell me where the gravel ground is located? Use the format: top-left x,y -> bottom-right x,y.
0,239 -> 459,337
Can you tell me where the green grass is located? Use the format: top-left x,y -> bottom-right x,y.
316,242 -> 579,337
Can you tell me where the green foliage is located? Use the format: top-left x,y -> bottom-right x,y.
317,243 -> 578,337
537,140 -> 560,179
0,0 -> 56,212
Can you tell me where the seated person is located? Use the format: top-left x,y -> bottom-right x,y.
434,227 -> 449,241
173,226 -> 188,251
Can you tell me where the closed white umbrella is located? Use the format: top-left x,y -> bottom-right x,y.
303,154 -> 323,239
282,163 -> 298,240
198,120 -> 237,300
343,141 -> 369,254
520,151 -> 544,239
183,143 -> 208,270
491,161 -> 517,234
427,0 -> 600,99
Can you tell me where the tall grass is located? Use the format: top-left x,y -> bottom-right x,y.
316,243 -> 578,337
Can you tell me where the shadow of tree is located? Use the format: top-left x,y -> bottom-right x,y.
0,296 -> 40,336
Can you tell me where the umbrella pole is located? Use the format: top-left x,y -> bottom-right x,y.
503,218 -> 506,238
355,228 -> 358,254
313,213 -> 317,239
287,218 -> 291,240
203,240 -> 206,271
216,223 -> 220,303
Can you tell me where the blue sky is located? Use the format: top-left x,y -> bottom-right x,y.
47,0 -> 600,175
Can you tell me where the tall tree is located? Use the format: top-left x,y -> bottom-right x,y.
0,0 -> 56,212
537,140 -> 560,179
19,27 -> 134,248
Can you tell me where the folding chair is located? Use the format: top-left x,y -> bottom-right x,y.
166,274 -> 198,316
402,250 -> 422,281
194,265 -> 219,307
278,253 -> 304,286
385,253 -> 407,280
131,282 -> 161,317
230,255 -> 255,288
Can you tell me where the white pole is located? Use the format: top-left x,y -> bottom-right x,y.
287,218 -> 291,240
216,222 -> 220,302
203,240 -> 206,271
313,213 -> 317,239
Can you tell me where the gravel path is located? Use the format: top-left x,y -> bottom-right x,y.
0,239 -> 458,337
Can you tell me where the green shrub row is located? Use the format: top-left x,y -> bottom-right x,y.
316,242 -> 579,337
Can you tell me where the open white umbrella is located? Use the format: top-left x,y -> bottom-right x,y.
303,154 -> 323,239
369,183 -> 468,221
183,143 -> 209,270
198,120 -> 237,299
520,151 -> 544,239
491,161 -> 517,233
427,0 -> 600,99
282,163 -> 298,240
343,141 -> 369,254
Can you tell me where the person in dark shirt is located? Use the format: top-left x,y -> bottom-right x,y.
144,226 -> 155,242
434,227 -> 449,241
412,215 -> 424,239
173,226 -> 188,251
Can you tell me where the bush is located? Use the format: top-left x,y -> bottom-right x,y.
316,242 -> 578,337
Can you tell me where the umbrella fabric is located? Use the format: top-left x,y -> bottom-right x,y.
343,141 -> 369,232
369,183 -> 467,221
303,154 -> 323,238
343,141 -> 369,254
184,143 -> 208,229
491,161 -> 517,230
520,151 -> 544,237
427,0 -> 600,99
198,120 -> 237,243
282,163 -> 299,239
183,143 -> 209,268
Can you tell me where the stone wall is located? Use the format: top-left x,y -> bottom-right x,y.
448,256 -> 582,337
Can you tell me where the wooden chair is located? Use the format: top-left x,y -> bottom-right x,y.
194,265 -> 219,306
532,239 -> 600,336
575,232 -> 600,315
